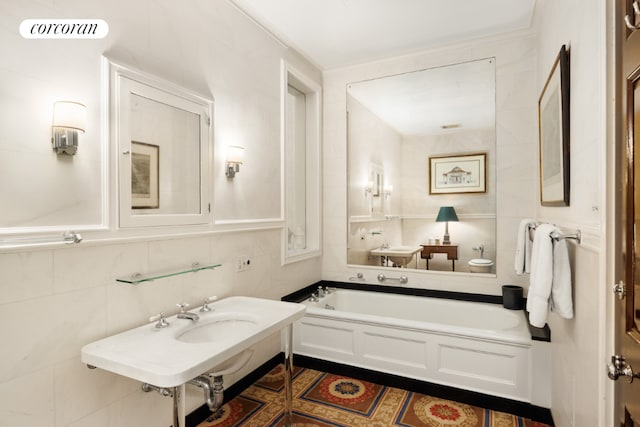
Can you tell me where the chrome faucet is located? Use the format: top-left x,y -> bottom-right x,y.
176,303 -> 200,322
472,244 -> 485,258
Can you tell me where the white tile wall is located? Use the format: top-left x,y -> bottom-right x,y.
0,231 -> 318,426
534,1 -> 607,425
0,1 -> 322,426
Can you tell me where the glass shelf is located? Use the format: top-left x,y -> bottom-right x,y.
116,262 -> 221,284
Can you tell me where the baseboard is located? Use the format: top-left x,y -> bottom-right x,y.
186,352 -> 554,427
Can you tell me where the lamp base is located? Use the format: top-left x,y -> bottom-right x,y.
442,221 -> 451,244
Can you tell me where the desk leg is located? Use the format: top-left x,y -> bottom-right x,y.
452,260 -> 455,271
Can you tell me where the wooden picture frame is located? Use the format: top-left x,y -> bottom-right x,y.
538,44 -> 570,206
131,141 -> 159,209
429,153 -> 486,194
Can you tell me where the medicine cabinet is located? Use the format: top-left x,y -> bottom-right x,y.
107,58 -> 212,228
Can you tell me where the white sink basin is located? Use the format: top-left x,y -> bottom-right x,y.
81,296 -> 305,387
176,314 -> 258,344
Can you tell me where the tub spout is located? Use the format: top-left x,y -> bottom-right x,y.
188,375 -> 224,412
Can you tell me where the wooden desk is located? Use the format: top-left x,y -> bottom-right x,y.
420,244 -> 459,271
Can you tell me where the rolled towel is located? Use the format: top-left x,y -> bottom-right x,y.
514,218 -> 535,275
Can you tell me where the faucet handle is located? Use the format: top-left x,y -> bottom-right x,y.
176,303 -> 190,313
200,295 -> 218,312
149,312 -> 170,328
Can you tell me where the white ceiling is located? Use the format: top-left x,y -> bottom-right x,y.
230,0 -> 536,70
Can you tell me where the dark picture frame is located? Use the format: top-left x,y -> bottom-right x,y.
538,44 -> 570,206
131,141 -> 159,209
429,153 -> 487,195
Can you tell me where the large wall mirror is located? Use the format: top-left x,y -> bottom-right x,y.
347,58 -> 496,274
109,59 -> 212,228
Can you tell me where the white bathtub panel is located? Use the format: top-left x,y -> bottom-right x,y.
295,318 -> 356,356
293,310 -> 532,402
433,337 -> 530,400
360,330 -> 429,370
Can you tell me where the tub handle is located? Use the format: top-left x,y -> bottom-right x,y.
377,274 -> 408,284
349,273 -> 365,282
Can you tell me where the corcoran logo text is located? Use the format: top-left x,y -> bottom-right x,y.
20,19 -> 109,39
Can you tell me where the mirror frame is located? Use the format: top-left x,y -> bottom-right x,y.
346,58 -> 497,276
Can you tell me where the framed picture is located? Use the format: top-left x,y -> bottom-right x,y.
131,141 -> 159,209
538,44 -> 570,206
429,153 -> 486,194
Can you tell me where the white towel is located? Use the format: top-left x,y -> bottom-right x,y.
514,218 -> 535,275
526,224 -> 574,327
549,237 -> 574,319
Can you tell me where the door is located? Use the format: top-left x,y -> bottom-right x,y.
612,1 -> 640,424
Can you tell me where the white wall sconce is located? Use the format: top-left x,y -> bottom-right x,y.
383,185 -> 393,199
225,145 -> 244,178
364,180 -> 374,197
52,101 -> 86,155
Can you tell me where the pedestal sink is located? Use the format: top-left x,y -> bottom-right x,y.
81,296 -> 305,427
369,245 -> 422,268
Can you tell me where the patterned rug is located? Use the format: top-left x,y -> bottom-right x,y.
196,365 -> 551,427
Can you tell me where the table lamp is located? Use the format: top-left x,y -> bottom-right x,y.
436,206 -> 458,245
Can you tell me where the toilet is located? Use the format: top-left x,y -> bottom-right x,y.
468,258 -> 494,273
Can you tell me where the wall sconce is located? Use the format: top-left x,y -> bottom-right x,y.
52,101 -> 86,155
225,145 -> 244,178
364,180 -> 374,197
383,185 -> 393,199
435,206 -> 459,245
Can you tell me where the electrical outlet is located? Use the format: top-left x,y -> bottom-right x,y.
236,256 -> 252,272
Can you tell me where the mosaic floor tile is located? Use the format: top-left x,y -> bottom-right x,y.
195,365 -> 552,427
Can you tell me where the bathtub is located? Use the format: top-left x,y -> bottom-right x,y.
293,288 -> 534,402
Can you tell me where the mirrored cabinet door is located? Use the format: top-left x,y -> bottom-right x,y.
108,59 -> 212,228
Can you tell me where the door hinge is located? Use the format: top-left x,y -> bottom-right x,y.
208,203 -> 211,213
613,281 -> 626,300
207,117 -> 211,126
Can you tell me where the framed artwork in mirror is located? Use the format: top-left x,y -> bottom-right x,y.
538,44 -> 570,206
429,153 -> 486,194
131,141 -> 159,209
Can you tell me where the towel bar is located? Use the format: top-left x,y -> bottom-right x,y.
377,274 -> 408,284
550,229 -> 581,244
527,223 -> 581,245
